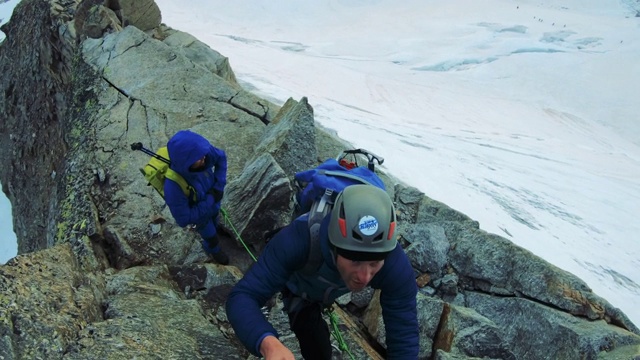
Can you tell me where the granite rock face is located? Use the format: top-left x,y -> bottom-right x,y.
0,1 -> 639,359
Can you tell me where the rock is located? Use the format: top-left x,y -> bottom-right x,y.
466,291 -> 640,359
404,223 -> 450,277
64,265 -> 244,359
434,303 -> 515,359
221,153 -> 293,246
0,244 -> 105,359
252,96 -> 318,175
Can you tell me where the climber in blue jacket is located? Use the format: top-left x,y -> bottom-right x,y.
226,185 -> 419,359
165,130 -> 229,264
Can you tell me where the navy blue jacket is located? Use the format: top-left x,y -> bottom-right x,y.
226,215 -> 419,359
165,130 -> 227,238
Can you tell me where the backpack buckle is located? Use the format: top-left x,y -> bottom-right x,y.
316,189 -> 335,213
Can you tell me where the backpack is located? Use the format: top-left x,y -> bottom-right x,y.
293,149 -> 385,274
130,142 -> 197,202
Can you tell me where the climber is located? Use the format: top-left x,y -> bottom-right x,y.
226,185 -> 419,359
165,130 -> 229,265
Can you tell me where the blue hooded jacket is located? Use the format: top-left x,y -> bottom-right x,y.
164,130 -> 227,238
226,215 -> 419,359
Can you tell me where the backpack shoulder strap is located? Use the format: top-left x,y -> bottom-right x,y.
165,168 -> 197,202
300,189 -> 335,275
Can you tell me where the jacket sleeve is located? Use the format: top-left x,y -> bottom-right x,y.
226,221 -> 308,356
164,178 -> 215,227
208,146 -> 227,192
377,245 -> 419,359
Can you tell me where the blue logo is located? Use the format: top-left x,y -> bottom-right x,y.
358,215 -> 379,236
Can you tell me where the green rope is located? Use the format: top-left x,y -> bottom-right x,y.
326,307 -> 356,360
221,207 -> 354,357
220,208 -> 257,262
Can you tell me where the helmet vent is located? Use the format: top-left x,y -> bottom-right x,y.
388,221 -> 396,240
338,203 -> 347,237
338,218 -> 347,238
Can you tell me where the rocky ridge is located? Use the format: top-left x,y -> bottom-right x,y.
1,1 -> 639,359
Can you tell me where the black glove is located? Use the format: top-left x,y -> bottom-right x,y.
208,189 -> 223,202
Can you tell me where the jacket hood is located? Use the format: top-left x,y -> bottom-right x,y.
167,130 -> 210,176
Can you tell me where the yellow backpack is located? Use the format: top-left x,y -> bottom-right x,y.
131,143 -> 196,202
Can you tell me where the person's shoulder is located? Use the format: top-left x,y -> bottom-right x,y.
376,245 -> 413,280
387,243 -> 410,264
261,219 -> 311,270
280,216 -> 313,249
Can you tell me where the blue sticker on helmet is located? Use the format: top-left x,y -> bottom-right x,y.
358,216 -> 379,236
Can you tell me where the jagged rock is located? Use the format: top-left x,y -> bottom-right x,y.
0,0 -> 76,253
75,0 -> 161,40
437,273 -> 460,297
433,304 -> 516,359
433,349 -> 489,360
466,291 -> 640,359
78,2 -> 123,39
160,26 -> 239,87
1,1 -> 639,359
448,226 -> 637,331
63,265 -> 244,359
118,0 -> 161,32
364,291 -> 446,359
405,222 -> 450,277
252,96 -> 318,175
169,263 -> 244,294
415,294 -> 446,359
350,287 -> 375,308
0,244 -> 105,359
222,152 -> 293,246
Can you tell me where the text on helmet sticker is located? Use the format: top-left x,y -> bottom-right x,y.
358,216 -> 379,236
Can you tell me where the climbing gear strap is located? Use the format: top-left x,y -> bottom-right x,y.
131,142 -> 197,202
165,168 -> 196,201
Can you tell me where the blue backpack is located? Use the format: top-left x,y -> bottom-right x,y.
292,150 -> 385,274
294,158 -> 385,213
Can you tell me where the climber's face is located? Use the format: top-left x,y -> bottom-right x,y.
189,155 -> 206,171
335,255 -> 384,291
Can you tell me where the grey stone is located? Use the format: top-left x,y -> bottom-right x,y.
221,153 -> 293,246
404,223 -> 450,277
466,291 -> 640,360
